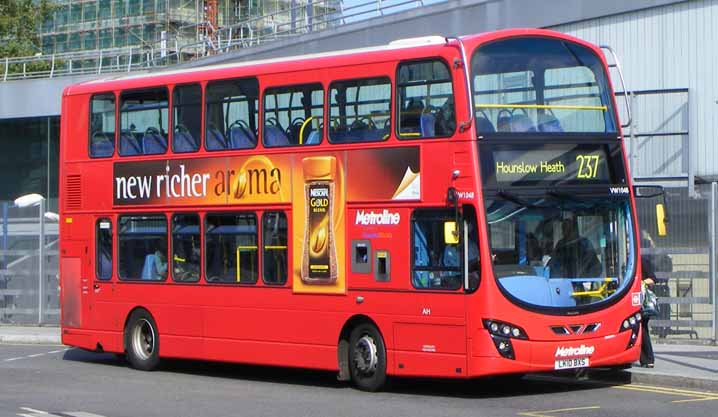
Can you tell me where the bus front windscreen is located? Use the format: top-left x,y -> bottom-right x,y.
485,191 -> 635,310
471,36 -> 617,134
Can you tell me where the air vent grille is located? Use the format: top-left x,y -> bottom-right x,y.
583,323 -> 601,334
551,323 -> 602,336
65,175 -> 82,210
551,326 -> 570,335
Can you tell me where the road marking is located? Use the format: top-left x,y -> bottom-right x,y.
19,408 -> 48,414
518,406 -> 600,417
3,348 -> 72,362
614,384 -> 718,403
17,408 -> 109,417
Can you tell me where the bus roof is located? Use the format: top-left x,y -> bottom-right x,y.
64,29 -> 599,96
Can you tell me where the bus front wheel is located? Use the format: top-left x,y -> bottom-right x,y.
349,323 -> 387,392
124,309 -> 160,371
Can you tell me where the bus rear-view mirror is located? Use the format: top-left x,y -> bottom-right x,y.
656,203 -> 667,237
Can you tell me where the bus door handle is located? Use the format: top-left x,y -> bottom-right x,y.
93,283 -> 100,291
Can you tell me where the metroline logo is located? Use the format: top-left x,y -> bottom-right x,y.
555,345 -> 596,358
355,209 -> 401,226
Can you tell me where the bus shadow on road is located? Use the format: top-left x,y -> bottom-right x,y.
387,372 -> 627,399
62,348 -> 127,368
62,348 -> 626,398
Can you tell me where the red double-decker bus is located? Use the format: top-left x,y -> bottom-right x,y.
59,29 -> 649,391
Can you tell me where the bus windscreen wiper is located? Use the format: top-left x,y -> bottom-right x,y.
497,191 -> 534,208
545,190 -> 582,203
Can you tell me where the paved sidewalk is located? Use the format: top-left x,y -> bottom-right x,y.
1,325 -> 716,391
0,325 -> 61,345
622,343 -> 718,391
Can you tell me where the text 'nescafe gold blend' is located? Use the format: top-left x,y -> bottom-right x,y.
301,156 -> 338,284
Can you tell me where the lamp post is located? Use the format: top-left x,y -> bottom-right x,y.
13,193 -> 49,325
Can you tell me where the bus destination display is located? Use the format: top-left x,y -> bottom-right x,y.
491,145 -> 611,185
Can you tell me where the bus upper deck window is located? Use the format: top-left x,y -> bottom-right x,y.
119,89 -> 169,156
471,37 -> 617,135
205,78 -> 259,151
172,84 -> 202,154
396,60 -> 455,139
89,93 -> 116,158
329,77 -> 391,144
263,84 -> 324,147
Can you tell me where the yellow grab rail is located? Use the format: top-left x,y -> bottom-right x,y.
298,117 -> 313,145
235,245 -> 258,283
571,278 -> 617,299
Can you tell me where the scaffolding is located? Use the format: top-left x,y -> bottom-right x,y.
3,0 -> 427,80
38,1 -> 339,58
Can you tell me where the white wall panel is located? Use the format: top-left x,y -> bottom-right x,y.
552,0 -> 718,178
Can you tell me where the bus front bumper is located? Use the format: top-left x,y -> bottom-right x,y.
469,328 -> 641,377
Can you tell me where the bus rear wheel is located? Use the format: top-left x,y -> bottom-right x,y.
349,323 -> 387,392
124,309 -> 160,371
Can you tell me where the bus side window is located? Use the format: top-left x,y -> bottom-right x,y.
205,213 -> 258,284
205,78 -> 259,151
411,209 -> 462,290
119,89 -> 169,156
89,93 -> 115,158
263,84 -> 324,147
118,215 -> 168,281
96,218 -> 113,280
396,59 -> 455,139
172,84 -> 202,153
172,214 -> 200,282
329,77 -> 391,143
262,211 -> 288,285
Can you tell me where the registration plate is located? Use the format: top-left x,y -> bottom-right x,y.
554,357 -> 589,370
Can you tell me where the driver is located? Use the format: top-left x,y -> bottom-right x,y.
550,218 -> 601,278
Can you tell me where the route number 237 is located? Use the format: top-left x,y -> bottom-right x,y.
576,154 -> 600,179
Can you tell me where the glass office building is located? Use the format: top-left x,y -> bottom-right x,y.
0,117 -> 60,211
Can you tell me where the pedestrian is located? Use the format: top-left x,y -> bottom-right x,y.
640,246 -> 656,368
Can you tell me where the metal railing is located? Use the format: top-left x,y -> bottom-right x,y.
2,0 -> 437,82
1,201 -> 59,326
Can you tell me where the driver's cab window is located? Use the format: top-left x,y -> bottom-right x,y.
119,89 -> 169,156
411,209 -> 462,290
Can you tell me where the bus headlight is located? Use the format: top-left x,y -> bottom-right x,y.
483,319 -> 528,340
483,319 -> 528,360
618,311 -> 642,349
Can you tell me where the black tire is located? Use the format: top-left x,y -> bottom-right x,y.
348,323 -> 387,392
124,309 -> 160,371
